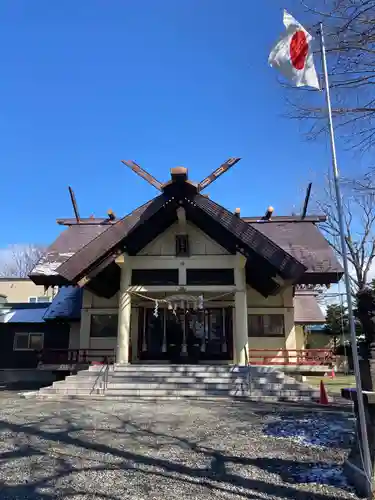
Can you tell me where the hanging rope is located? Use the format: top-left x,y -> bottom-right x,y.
128,290 -> 234,317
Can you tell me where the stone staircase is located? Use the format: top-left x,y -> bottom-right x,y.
35,364 -> 320,402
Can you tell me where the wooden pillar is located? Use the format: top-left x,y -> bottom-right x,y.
234,253 -> 248,365
116,263 -> 132,364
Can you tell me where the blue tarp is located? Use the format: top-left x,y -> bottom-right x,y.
43,286 -> 83,321
1,287 -> 83,324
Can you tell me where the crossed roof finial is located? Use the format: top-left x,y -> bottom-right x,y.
120,157 -> 241,193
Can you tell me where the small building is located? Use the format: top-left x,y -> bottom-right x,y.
25,165 -> 342,368
0,277 -> 55,303
0,299 -> 75,386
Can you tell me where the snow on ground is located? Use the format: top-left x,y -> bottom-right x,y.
264,412 -> 355,448
263,411 -> 356,490
296,464 -> 350,489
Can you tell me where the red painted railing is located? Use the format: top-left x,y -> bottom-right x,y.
38,348 -> 335,366
248,349 -> 335,366
38,349 -> 116,365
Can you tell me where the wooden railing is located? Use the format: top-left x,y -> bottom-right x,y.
38,348 -> 335,367
38,349 -> 116,365
248,349 -> 335,366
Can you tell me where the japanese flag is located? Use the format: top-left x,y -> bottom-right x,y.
268,10 -> 320,90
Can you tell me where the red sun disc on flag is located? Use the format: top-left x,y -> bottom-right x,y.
290,30 -> 308,70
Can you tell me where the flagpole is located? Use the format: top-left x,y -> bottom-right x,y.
319,22 -> 373,492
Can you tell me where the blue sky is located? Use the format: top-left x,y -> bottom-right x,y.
0,0 -> 358,247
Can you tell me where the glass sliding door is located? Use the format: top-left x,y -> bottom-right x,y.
185,307 -> 233,361
138,306 -> 233,362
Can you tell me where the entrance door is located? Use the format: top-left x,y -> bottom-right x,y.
137,306 -> 233,362
188,308 -> 233,361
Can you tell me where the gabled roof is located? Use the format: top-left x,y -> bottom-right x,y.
31,187 -> 307,297
31,224 -> 110,284
57,197 -> 165,282
294,290 -> 325,324
30,168 -> 343,298
250,220 -> 343,282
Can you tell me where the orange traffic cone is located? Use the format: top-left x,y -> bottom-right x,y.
319,380 -> 329,405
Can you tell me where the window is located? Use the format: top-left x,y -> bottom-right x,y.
28,296 -> 51,303
14,332 -> 44,351
90,314 -> 118,338
186,269 -> 235,286
248,314 -> 284,337
175,234 -> 189,257
131,269 -> 179,286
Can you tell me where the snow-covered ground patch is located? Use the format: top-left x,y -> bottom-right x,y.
263,412 -> 355,448
263,412 -> 355,492
294,464 -> 350,489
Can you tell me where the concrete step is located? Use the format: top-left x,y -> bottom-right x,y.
74,372 -> 108,378
52,379 -> 101,387
40,387 -> 104,395
112,365 -> 248,373
107,382 -> 246,390
250,374 -> 285,382
108,374 -> 247,384
108,372 -> 248,381
105,388 -> 249,397
36,394 -> 249,401
33,363 -> 321,403
51,384 -> 105,392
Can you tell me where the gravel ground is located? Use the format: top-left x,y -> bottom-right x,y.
0,393 -> 359,500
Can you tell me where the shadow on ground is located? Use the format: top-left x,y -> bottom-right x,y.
0,400 -> 355,499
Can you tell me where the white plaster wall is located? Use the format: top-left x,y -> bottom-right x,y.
246,286 -> 284,308
295,325 -> 306,350
247,337 -> 285,363
284,306 -> 296,351
68,322 -> 81,349
89,337 -> 116,351
246,285 -> 296,362
82,290 -> 119,309
138,222 -> 230,256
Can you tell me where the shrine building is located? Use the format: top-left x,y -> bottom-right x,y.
25,160 -> 342,368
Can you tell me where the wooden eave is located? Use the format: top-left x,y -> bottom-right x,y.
52,181 -> 308,298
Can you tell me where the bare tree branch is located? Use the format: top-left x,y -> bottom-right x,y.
282,0 -> 375,153
317,172 -> 375,293
0,244 -> 46,278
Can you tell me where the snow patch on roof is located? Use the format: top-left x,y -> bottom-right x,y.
31,252 -> 75,276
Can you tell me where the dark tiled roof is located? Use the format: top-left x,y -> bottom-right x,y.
43,286 -> 83,321
250,221 -> 343,276
57,193 -> 308,285
243,215 -> 326,223
56,198 -> 159,282
294,291 -> 325,324
193,194 -> 306,279
30,224 -> 109,278
29,191 -> 342,288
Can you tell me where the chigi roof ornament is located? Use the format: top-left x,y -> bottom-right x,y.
121,157 -> 241,193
